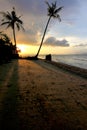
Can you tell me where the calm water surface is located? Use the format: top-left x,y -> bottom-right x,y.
39,54 -> 87,70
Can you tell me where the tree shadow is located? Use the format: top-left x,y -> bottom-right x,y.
0,60 -> 20,130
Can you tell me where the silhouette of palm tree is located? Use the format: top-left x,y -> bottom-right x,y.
35,1 -> 63,58
0,7 -> 24,48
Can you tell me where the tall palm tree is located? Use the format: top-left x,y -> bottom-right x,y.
0,7 -> 24,48
35,1 -> 63,58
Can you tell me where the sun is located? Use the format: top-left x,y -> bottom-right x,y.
17,44 -> 29,56
17,44 -> 38,56
17,45 -> 25,52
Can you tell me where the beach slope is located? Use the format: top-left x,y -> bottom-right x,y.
0,59 -> 87,130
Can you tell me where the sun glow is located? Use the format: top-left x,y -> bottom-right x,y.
17,44 -> 30,57
17,44 -> 39,57
17,43 -> 75,57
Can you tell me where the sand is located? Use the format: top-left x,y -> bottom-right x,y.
0,59 -> 87,130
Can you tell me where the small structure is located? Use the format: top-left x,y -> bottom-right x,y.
45,54 -> 52,61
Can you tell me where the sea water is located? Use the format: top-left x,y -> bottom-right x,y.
39,54 -> 87,70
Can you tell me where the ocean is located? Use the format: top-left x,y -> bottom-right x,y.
39,54 -> 87,70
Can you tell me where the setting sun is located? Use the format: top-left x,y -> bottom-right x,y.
17,44 -> 29,56
17,44 -> 39,57
17,44 -> 26,53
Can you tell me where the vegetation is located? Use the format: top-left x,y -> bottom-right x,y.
0,32 -> 17,64
0,7 -> 24,49
0,7 -> 24,61
35,1 -> 63,59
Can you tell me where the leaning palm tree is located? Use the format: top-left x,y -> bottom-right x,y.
0,7 -> 24,48
35,1 -> 63,58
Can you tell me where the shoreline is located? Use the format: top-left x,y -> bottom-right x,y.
20,56 -> 87,78
39,54 -> 87,70
43,59 -> 87,78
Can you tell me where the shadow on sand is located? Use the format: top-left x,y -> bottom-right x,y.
0,60 -> 20,130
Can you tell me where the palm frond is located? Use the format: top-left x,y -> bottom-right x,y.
20,24 -> 25,31
1,19 -> 5,22
54,6 -> 63,14
16,22 -> 25,31
7,11 -> 12,19
18,15 -> 23,19
6,22 -> 13,29
0,11 -> 12,20
16,17 -> 23,24
57,14 -> 61,22
52,1 -> 57,9
1,21 -> 10,26
16,23 -> 20,31
45,1 -> 51,8
6,14 -> 12,20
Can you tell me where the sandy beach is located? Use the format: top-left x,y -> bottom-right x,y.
0,59 -> 87,130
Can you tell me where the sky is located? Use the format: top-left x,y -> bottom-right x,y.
0,0 -> 87,56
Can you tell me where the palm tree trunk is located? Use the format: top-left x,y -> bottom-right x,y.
13,27 -> 16,48
35,16 -> 51,58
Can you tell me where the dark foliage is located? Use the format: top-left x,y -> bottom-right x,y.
0,33 -> 19,64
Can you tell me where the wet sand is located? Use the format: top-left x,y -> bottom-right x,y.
0,59 -> 87,130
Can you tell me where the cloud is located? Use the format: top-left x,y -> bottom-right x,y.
44,37 -> 69,47
0,0 -> 84,48
74,43 -> 87,47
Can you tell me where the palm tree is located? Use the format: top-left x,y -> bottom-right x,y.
35,1 -> 63,58
0,7 -> 24,48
